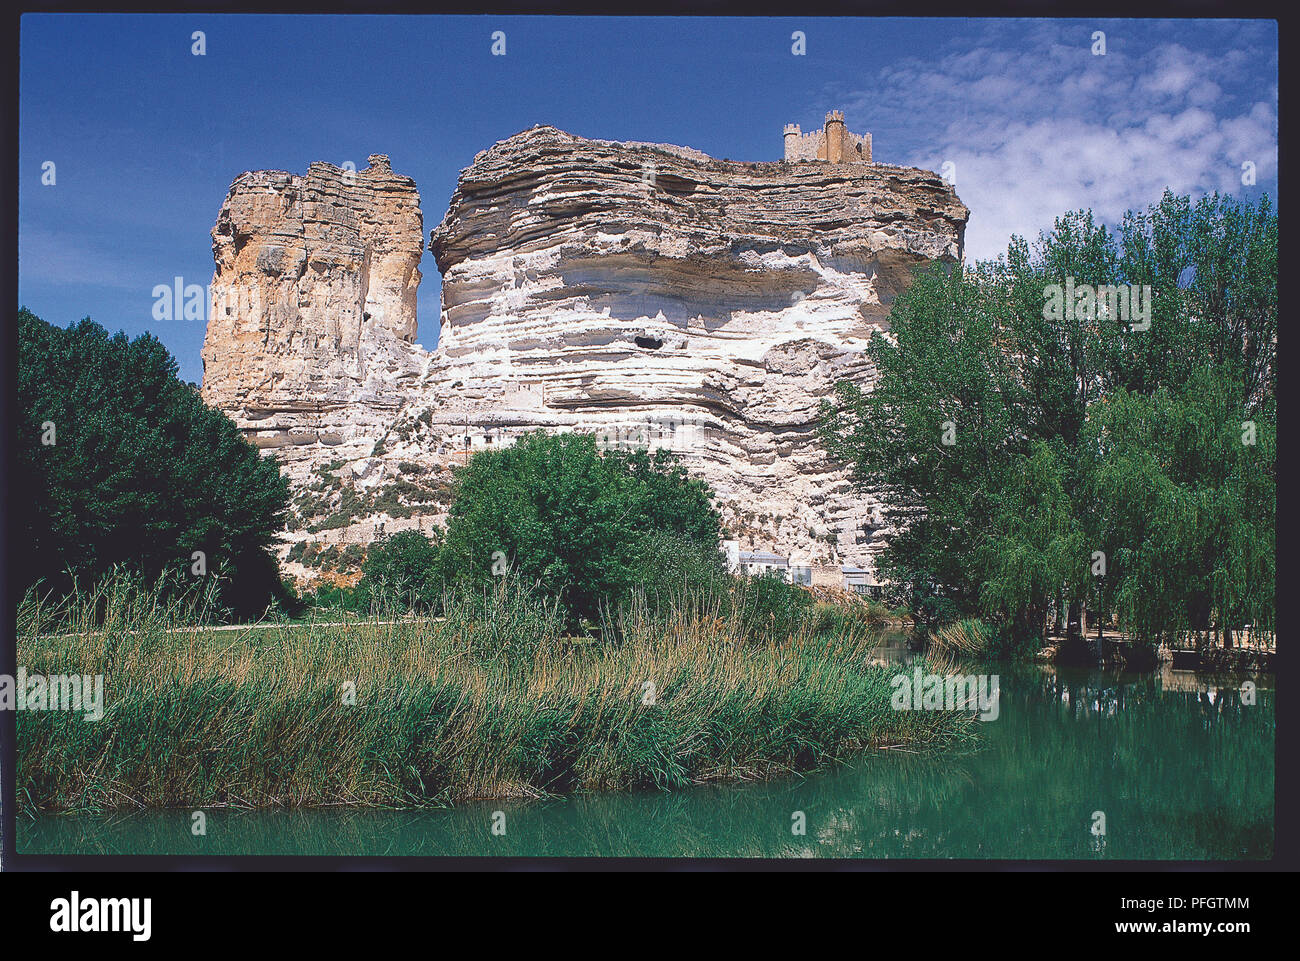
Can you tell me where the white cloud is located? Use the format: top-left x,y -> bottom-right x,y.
828,24 -> 1278,261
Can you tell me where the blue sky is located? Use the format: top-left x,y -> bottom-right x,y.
20,15 -> 1278,384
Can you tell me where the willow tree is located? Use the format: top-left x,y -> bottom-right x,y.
820,192 -> 1275,649
1082,370 -> 1275,645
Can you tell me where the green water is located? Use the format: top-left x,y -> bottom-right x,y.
19,655 -> 1273,859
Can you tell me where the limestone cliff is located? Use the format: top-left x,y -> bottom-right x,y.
201,154 -> 425,449
200,126 -> 968,585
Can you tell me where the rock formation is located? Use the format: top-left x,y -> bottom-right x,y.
200,124 -> 968,585
201,154 -> 425,449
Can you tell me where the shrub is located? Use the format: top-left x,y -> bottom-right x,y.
732,570 -> 814,642
360,529 -> 443,612
306,581 -> 367,614
437,431 -> 722,626
630,530 -> 730,616
437,575 -> 566,660
930,617 -> 1038,661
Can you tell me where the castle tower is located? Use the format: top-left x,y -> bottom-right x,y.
824,110 -> 846,164
783,123 -> 801,162
781,111 -> 871,163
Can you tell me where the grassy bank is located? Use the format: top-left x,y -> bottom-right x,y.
16,578 -> 971,815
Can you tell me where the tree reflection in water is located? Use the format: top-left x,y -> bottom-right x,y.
23,663 -> 1272,860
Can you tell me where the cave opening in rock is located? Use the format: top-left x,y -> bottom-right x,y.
634,335 -> 663,350
656,173 -> 697,195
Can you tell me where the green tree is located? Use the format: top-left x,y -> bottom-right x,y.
819,261 -> 1028,624
820,192 -> 1275,649
976,441 -> 1086,645
435,431 -> 721,624
17,309 -> 291,619
1113,192 -> 1277,403
1082,369 -> 1275,644
359,528 -> 443,613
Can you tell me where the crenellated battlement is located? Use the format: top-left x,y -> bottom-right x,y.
783,110 -> 871,164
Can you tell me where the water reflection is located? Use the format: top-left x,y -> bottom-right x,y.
21,659 -> 1273,860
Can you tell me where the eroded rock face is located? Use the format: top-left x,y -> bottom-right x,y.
201,128 -> 968,582
419,126 -> 967,571
201,154 -> 425,451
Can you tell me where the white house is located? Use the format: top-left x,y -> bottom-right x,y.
841,563 -> 883,598
723,540 -> 793,580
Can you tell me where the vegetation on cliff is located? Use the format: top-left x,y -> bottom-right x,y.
320,431 -> 726,626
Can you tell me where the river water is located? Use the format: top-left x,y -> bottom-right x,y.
20,641 -> 1273,860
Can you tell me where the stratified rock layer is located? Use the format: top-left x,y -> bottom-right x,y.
201,127 -> 968,582
201,154 -> 425,448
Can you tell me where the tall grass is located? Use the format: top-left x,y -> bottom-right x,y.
928,616 -> 1047,663
930,618 -> 999,658
16,573 -> 973,814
